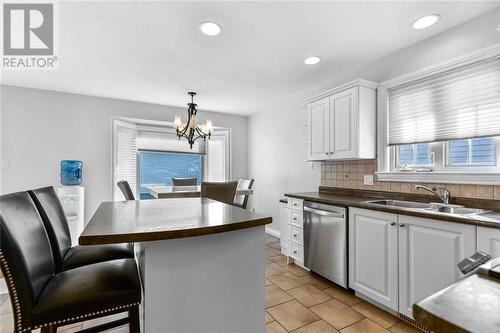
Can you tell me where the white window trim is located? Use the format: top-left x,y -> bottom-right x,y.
376,43 -> 500,185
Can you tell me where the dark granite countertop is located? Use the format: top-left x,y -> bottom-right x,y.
413,273 -> 500,333
284,188 -> 500,229
79,197 -> 272,245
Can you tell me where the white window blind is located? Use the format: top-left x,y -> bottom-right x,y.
206,134 -> 227,181
115,125 -> 138,200
388,57 -> 500,146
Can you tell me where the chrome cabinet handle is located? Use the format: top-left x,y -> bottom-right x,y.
399,223 -> 405,227
390,222 -> 396,226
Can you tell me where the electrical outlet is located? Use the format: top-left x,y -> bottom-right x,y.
364,175 -> 374,186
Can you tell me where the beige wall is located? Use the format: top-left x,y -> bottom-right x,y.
321,160 -> 500,200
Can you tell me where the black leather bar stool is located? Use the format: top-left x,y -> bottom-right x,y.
29,186 -> 134,272
233,178 -> 254,209
0,191 -> 141,333
117,180 -> 135,200
172,177 -> 198,186
201,181 -> 238,205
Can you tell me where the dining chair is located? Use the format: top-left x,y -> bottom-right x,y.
29,186 -> 134,272
233,178 -> 254,209
201,181 -> 238,205
172,177 -> 198,186
0,191 -> 141,333
117,180 -> 135,200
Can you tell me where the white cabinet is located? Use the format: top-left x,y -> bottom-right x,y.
349,208 -> 399,310
349,208 -> 476,316
279,200 -> 289,256
307,97 -> 330,160
330,87 -> 358,159
398,215 -> 476,318
283,198 -> 305,266
305,80 -> 377,161
477,226 -> 500,257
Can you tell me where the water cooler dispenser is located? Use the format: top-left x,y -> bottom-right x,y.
58,160 -> 85,245
56,186 -> 85,246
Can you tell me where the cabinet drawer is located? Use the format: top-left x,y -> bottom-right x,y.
289,211 -> 303,228
289,226 -> 303,246
290,243 -> 304,262
288,198 -> 303,211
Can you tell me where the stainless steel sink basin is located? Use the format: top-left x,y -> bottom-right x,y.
426,206 -> 486,215
365,199 -> 488,216
365,200 -> 433,209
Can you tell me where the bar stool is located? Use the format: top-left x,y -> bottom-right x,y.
233,178 -> 254,209
117,180 -> 135,200
0,191 -> 141,333
201,181 -> 238,205
172,177 -> 198,186
29,186 -> 134,272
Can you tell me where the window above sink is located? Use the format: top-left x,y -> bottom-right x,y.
377,45 -> 500,185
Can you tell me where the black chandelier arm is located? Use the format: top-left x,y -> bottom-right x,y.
195,126 -> 210,137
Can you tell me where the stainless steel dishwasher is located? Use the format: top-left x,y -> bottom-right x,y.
303,201 -> 347,288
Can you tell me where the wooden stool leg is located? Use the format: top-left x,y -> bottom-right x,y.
129,305 -> 140,333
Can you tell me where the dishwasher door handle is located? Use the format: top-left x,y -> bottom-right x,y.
303,206 -> 344,218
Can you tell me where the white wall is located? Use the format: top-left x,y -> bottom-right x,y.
249,8 -> 500,234
0,86 -> 249,221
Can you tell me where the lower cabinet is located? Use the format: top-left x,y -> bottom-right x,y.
349,208 -> 399,310
349,208 -> 476,317
477,226 -> 500,257
398,215 -> 476,318
279,200 -> 289,256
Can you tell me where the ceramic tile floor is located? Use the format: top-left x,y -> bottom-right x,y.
0,234 -> 423,333
265,234 -> 423,333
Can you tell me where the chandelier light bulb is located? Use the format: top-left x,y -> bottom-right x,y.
205,119 -> 213,134
174,114 -> 183,129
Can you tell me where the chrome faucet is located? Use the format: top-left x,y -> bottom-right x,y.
415,185 -> 451,204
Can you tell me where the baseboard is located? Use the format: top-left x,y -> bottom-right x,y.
265,227 -> 280,239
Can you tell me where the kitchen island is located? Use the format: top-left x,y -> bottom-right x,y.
80,197 -> 271,333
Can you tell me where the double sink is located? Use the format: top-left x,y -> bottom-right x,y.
364,199 -> 489,217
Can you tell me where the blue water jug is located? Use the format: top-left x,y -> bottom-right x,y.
60,160 -> 83,186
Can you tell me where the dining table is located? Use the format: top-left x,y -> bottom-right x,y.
79,197 -> 271,333
147,185 -> 253,199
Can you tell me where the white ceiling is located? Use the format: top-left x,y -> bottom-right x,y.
2,1 -> 499,115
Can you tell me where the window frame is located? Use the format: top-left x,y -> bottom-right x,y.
377,44 -> 500,185
445,138 -> 499,167
395,143 -> 434,168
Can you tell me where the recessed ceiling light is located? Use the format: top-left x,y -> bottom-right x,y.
200,22 -> 221,36
304,56 -> 321,65
412,14 -> 440,30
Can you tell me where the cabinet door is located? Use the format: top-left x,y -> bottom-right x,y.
398,215 -> 476,318
280,203 -> 289,256
477,226 -> 500,257
307,97 -> 330,160
329,87 -> 358,159
349,208 -> 399,311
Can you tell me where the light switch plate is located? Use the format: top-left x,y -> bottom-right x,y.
364,175 -> 374,186
0,160 -> 8,170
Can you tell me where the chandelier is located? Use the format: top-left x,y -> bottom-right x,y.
173,92 -> 213,149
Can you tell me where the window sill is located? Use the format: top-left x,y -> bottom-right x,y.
376,171 -> 500,185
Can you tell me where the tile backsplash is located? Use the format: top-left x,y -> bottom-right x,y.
321,159 -> 500,200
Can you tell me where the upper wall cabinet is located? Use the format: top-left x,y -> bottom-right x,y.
304,80 -> 377,161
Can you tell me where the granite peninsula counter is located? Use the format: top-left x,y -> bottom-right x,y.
80,197 -> 272,333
